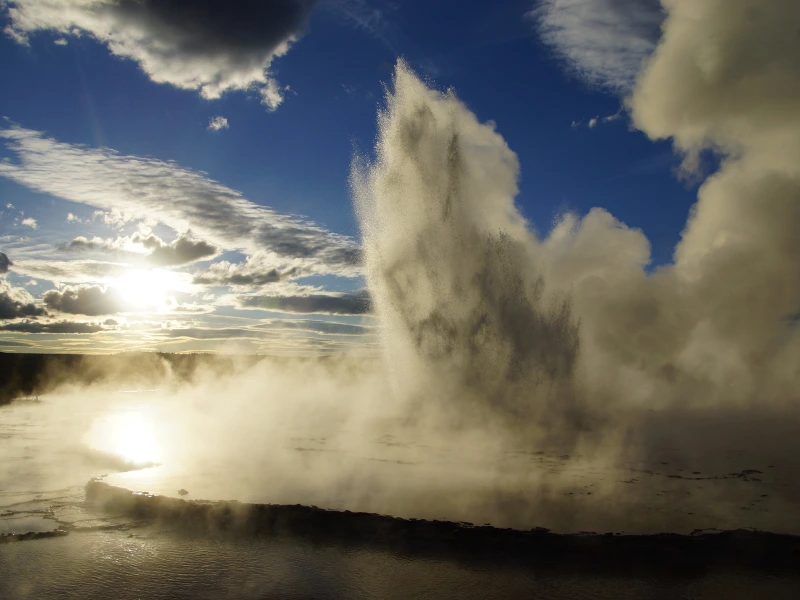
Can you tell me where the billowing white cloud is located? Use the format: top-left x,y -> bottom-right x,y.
0,126 -> 361,278
532,0 -> 664,91
20,216 -> 37,229
3,0 -> 321,110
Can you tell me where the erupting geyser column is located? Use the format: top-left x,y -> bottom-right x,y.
353,61 -> 581,429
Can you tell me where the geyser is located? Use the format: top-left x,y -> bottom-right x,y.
354,5 -> 800,465
353,62 -> 583,435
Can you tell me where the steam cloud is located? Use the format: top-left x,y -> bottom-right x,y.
352,0 -> 800,456
354,64 -> 582,436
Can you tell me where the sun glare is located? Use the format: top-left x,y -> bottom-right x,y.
84,410 -> 163,466
112,269 -> 175,311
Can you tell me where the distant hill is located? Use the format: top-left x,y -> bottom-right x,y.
0,352 -> 267,405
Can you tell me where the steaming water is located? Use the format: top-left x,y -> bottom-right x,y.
2,392 -> 800,599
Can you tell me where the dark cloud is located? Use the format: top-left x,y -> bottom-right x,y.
192,259 -> 300,287
0,291 -> 46,319
112,0 -> 317,54
0,320 -> 105,334
194,269 -> 282,287
0,339 -> 34,347
139,232 -> 219,266
60,232 -> 219,266
5,0 -> 321,109
0,280 -> 46,319
255,224 -> 362,265
43,285 -> 122,316
0,251 -> 11,274
239,290 -> 371,315
59,237 -> 109,252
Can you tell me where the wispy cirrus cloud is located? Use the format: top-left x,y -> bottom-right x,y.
325,0 -> 397,53
3,0 -> 322,110
261,318 -> 371,336
0,126 -> 361,279
164,319 -> 370,340
531,0 -> 664,92
164,327 -> 277,341
9,258 -> 130,284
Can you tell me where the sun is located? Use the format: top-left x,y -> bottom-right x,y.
112,269 -> 175,311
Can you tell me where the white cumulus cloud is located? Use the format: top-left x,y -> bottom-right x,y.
207,116 -> 229,131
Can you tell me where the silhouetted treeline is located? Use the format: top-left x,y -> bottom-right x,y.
0,351 -> 266,406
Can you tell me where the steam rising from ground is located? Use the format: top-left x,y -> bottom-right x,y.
351,0 -> 800,468
6,0 -> 800,533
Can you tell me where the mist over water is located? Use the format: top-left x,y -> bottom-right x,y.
4,0 -> 800,538
6,5 -> 800,599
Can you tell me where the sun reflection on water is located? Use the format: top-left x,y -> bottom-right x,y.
84,408 -> 163,466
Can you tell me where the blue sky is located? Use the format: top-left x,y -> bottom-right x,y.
0,0 -> 697,354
